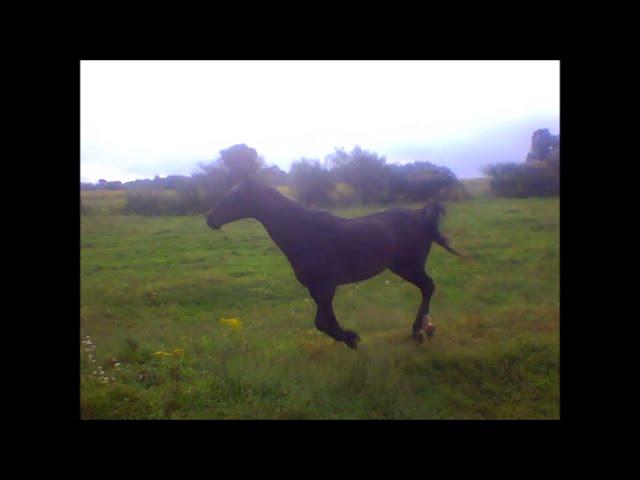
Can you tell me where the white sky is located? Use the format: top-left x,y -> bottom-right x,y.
81,60 -> 559,182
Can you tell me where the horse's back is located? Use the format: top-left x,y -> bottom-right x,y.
290,206 -> 431,287
290,211 -> 394,285
359,207 -> 433,265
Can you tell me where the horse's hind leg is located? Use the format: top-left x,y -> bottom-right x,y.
391,266 -> 436,342
308,284 -> 361,350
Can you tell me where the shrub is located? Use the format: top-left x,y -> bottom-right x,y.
387,162 -> 466,203
329,182 -> 358,207
327,146 -> 389,204
122,170 -> 234,215
485,127 -> 560,198
289,159 -> 336,207
123,190 -> 190,216
484,160 -> 559,198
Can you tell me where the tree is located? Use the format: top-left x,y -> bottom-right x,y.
258,165 -> 289,186
289,159 -> 336,207
104,180 -> 123,190
526,129 -> 560,162
164,175 -> 191,190
326,146 -> 389,204
186,143 -> 265,211
387,161 -> 461,201
485,127 -> 560,197
218,144 -> 263,182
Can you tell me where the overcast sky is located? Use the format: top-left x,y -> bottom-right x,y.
81,60 -> 559,183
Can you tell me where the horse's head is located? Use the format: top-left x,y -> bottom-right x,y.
206,176 -> 259,230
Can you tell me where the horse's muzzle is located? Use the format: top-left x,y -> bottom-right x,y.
206,216 -> 221,230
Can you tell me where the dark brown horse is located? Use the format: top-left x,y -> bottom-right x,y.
206,176 -> 462,349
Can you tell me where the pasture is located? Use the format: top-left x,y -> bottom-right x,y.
80,192 -> 559,419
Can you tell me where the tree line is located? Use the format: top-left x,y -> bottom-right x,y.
82,128 -> 560,215
83,144 -> 467,215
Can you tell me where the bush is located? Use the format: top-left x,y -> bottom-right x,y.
123,189 -> 212,216
328,182 -> 358,207
485,127 -> 560,198
387,162 -> 466,203
484,160 -> 559,198
123,190 -> 189,216
327,146 -> 388,204
290,159 -> 336,207
122,172 -> 236,215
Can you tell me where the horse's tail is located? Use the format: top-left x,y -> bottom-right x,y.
422,200 -> 464,258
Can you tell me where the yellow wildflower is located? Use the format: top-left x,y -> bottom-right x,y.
220,317 -> 243,330
153,351 -> 173,358
173,348 -> 184,356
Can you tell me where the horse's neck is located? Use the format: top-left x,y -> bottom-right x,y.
253,189 -> 308,256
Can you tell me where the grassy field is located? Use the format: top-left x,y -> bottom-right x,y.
81,190 -> 128,215
80,193 -> 559,419
461,177 -> 492,198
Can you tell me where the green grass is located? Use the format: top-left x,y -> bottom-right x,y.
80,196 -> 559,419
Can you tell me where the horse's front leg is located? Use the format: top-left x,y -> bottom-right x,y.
308,284 -> 361,349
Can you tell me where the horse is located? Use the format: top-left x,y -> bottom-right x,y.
206,175 -> 462,349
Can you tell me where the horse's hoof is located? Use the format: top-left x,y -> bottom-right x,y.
412,330 -> 425,344
425,323 -> 436,339
344,330 -> 361,350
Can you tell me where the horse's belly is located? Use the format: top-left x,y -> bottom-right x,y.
289,224 -> 395,287
336,237 -> 394,283
335,262 -> 387,285
290,244 -> 391,287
